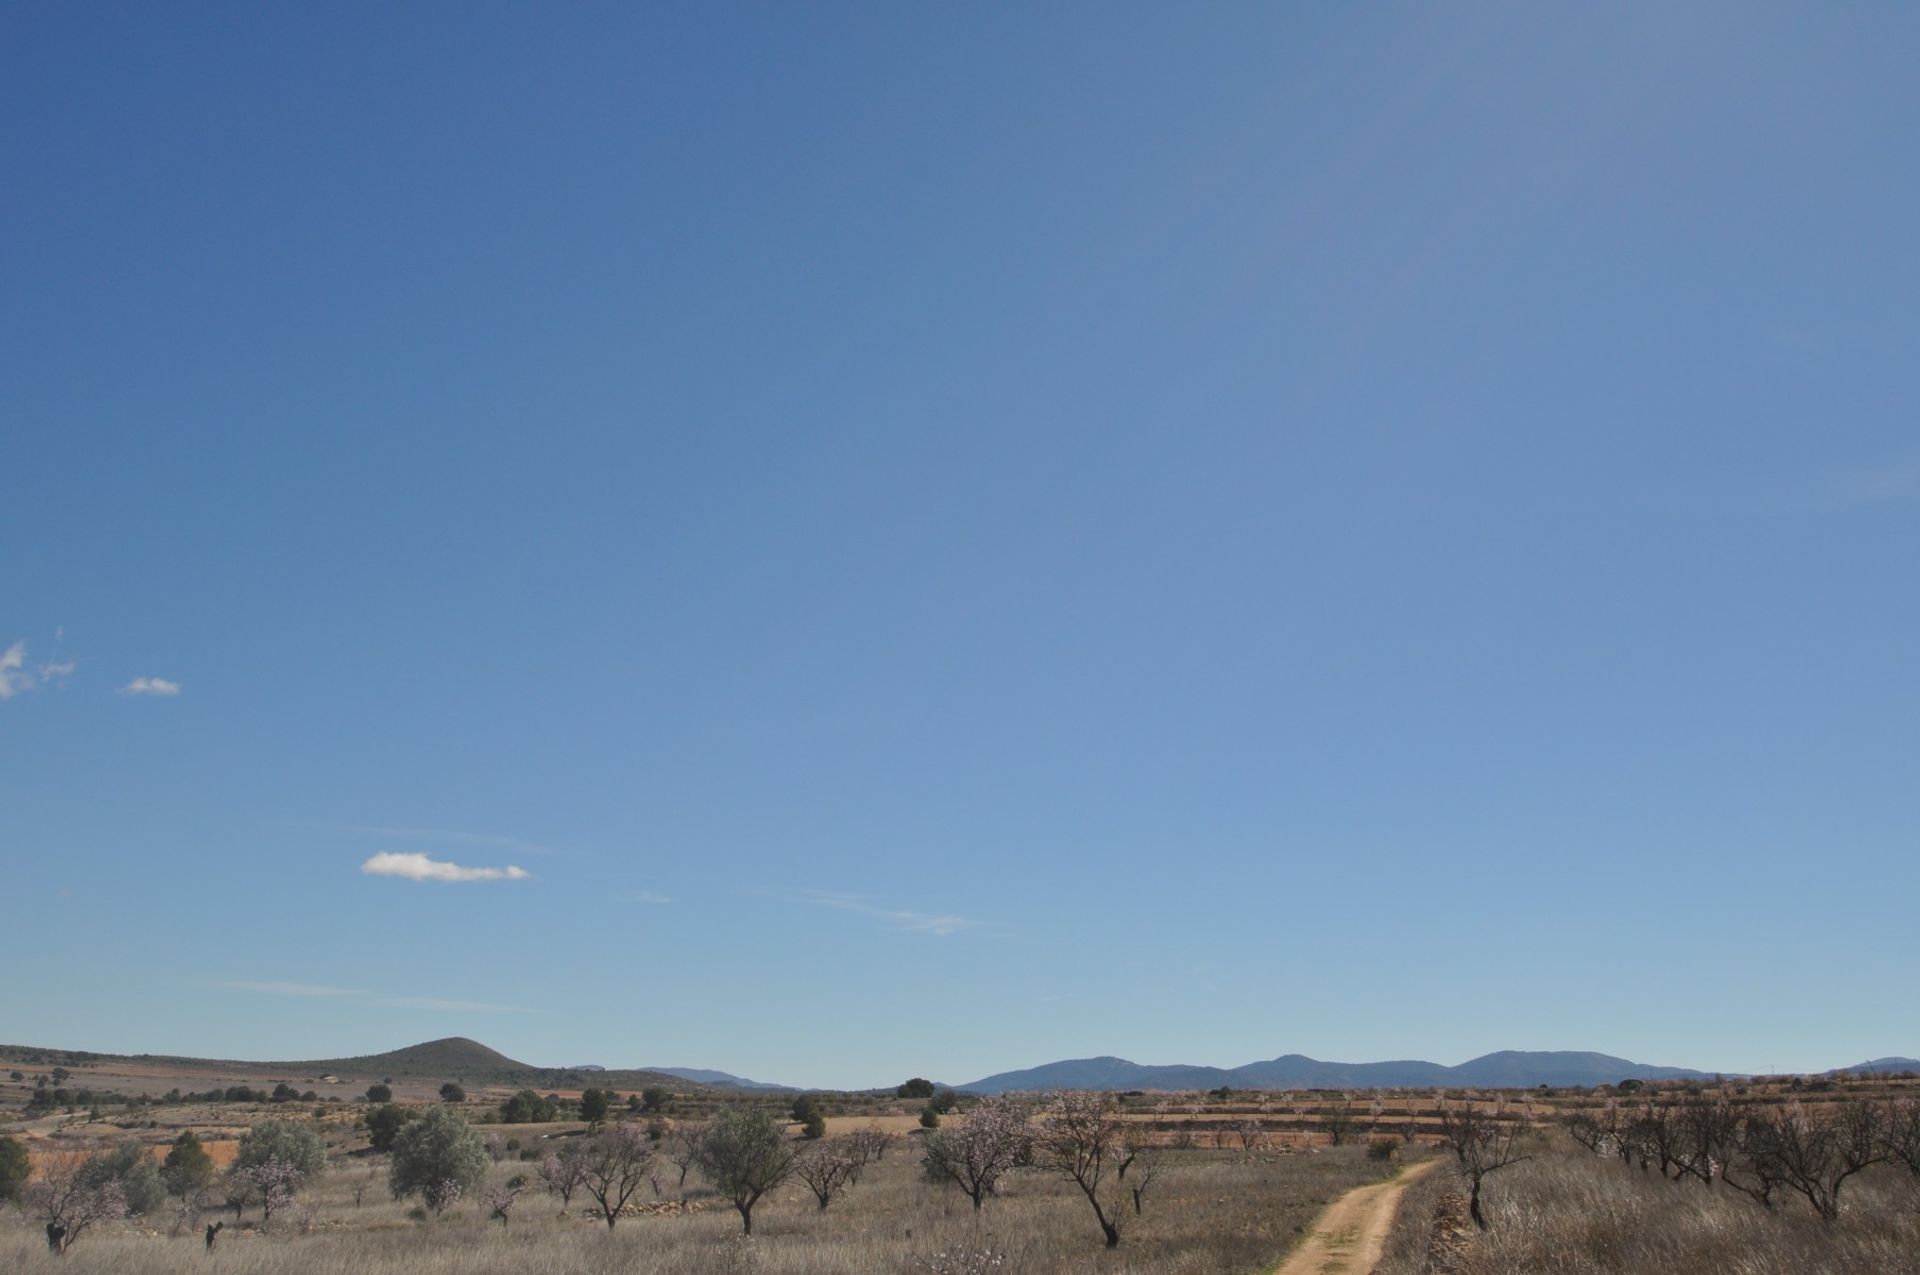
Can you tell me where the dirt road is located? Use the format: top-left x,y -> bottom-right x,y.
1270,1157 -> 1443,1275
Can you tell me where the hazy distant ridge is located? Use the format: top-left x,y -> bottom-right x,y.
961,1049 -> 1719,1093
1832,1057 -> 1920,1075
647,1066 -> 790,1091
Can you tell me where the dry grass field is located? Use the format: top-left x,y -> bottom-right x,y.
0,1134 -> 1401,1275
10,1049 -> 1918,1275
1375,1131 -> 1920,1275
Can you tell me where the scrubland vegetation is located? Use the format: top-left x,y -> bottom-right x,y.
0,1077 -> 1399,1274
10,1048 -> 1919,1274
1379,1083 -> 1920,1274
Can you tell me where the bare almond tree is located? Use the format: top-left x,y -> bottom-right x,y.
1883,1098 -> 1920,1179
1033,1090 -> 1129,1248
1720,1108 -> 1787,1212
1752,1099 -> 1885,1224
662,1120 -> 707,1191
578,1125 -> 655,1230
1675,1097 -> 1743,1187
1566,1110 -> 1611,1156
1120,1129 -> 1167,1216
1436,1098 -> 1530,1230
1322,1094 -> 1358,1147
1631,1102 -> 1687,1179
921,1095 -> 1031,1211
795,1139 -> 859,1211
845,1126 -> 893,1182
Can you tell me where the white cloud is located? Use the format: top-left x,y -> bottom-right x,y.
0,641 -> 27,700
121,676 -> 182,696
360,851 -> 531,883
0,640 -> 78,700
222,980 -> 364,997
796,891 -> 981,936
633,891 -> 673,904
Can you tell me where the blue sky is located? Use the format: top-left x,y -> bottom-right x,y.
2,3 -> 1915,1089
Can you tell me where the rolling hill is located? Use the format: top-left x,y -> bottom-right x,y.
280,1036 -> 535,1079
1832,1057 -> 1920,1076
0,1037 -> 695,1092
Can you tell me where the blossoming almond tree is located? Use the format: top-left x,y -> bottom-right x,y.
921,1096 -> 1031,1212
28,1154 -> 128,1254
579,1123 -> 655,1229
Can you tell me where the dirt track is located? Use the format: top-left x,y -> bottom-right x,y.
1270,1156 -> 1442,1275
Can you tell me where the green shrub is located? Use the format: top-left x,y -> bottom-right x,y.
162,1131 -> 215,1198
0,1137 -> 29,1202
367,1103 -> 413,1152
389,1106 -> 489,1212
235,1120 -> 327,1178
579,1087 -> 611,1125
79,1141 -> 167,1215
500,1089 -> 558,1123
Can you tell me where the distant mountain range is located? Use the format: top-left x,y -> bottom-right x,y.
960,1050 -> 1720,1093
646,1067 -> 790,1091
1834,1057 -> 1920,1076
9,1037 -> 1912,1096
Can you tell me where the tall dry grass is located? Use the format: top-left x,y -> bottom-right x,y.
1376,1137 -> 1920,1275
1,1143 -> 1391,1275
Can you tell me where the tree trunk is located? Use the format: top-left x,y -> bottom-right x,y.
1469,1176 -> 1488,1231
738,1201 -> 754,1235
1087,1193 -> 1120,1248
1132,1186 -> 1144,1215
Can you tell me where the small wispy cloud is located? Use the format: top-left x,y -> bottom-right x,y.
794,891 -> 982,936
121,676 -> 182,696
222,980 -> 363,998
633,891 -> 673,904
1,639 -> 78,701
0,642 -> 28,700
219,981 -> 527,1013
361,851 -> 530,883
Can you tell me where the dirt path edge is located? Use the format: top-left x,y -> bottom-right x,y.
1269,1156 -> 1444,1275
